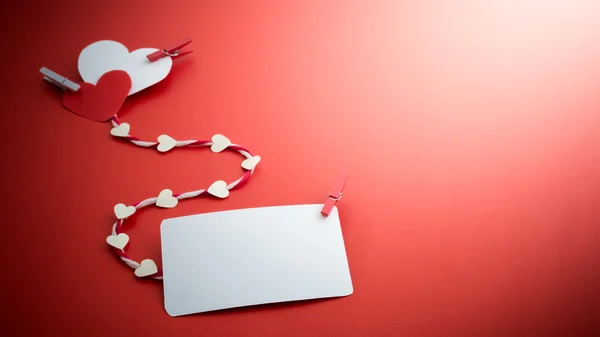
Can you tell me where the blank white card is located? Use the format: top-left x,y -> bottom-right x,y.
160,204 -> 353,316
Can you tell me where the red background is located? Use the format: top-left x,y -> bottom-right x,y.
3,1 -> 600,336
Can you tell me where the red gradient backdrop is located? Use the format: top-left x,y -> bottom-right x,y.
2,1 -> 600,336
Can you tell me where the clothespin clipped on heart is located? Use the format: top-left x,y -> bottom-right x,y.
40,38 -> 193,122
40,67 -> 80,92
146,38 -> 193,62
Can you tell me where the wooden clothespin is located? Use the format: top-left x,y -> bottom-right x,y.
321,172 -> 350,216
40,67 -> 80,92
147,38 -> 193,62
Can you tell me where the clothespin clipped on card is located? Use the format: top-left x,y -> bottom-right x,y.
40,67 -> 80,92
147,38 -> 193,62
321,172 -> 350,216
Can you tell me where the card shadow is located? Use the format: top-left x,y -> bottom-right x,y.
173,297 -> 344,318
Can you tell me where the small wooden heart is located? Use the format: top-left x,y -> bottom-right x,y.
157,134 -> 176,152
114,203 -> 136,219
134,259 -> 158,277
207,180 -> 229,198
62,70 -> 131,122
110,123 -> 130,137
242,155 -> 261,170
106,233 -> 129,250
211,134 -> 231,153
156,189 -> 178,208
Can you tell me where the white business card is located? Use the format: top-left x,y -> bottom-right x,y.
160,204 -> 353,316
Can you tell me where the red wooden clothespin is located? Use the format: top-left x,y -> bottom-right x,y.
147,38 -> 193,62
321,172 -> 350,216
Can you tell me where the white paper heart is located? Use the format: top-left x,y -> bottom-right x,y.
78,40 -> 173,96
207,180 -> 229,198
110,123 -> 130,137
114,203 -> 136,219
106,233 -> 129,250
241,155 -> 261,170
156,189 -> 178,208
211,134 -> 231,153
157,134 -> 176,152
134,259 -> 158,277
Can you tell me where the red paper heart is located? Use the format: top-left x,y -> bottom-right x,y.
62,70 -> 132,122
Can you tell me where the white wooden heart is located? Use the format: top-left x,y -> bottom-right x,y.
156,189 -> 178,208
78,40 -> 173,96
242,155 -> 261,170
207,180 -> 229,198
210,134 -> 231,153
135,259 -> 158,277
106,233 -> 129,250
157,134 -> 176,152
114,203 -> 136,219
110,123 -> 130,137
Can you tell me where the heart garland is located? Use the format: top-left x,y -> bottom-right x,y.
45,39 -> 261,281
106,115 -> 259,280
